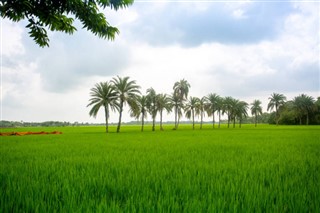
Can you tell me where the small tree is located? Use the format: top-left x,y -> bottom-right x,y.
267,93 -> 286,125
131,95 -> 148,132
184,96 -> 200,130
146,88 -> 158,131
206,93 -> 220,129
157,94 -> 172,131
87,82 -> 118,133
112,76 -> 141,133
251,100 -> 263,127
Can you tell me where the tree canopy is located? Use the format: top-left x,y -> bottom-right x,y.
1,0 -> 134,47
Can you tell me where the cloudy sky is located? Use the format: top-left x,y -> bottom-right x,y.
1,0 -> 319,123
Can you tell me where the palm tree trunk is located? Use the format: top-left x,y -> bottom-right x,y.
255,114 -> 257,127
141,113 -> 144,132
117,101 -> 123,133
200,111 -> 203,130
192,109 -> 195,130
152,116 -> 155,131
233,117 -> 236,128
160,110 -> 163,131
212,112 -> 215,129
104,105 -> 109,133
306,114 -> 309,125
218,111 -> 221,128
174,106 -> 178,129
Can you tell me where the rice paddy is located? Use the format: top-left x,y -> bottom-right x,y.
1,124 -> 319,212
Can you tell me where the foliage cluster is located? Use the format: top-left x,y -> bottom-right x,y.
1,0 -> 133,47
88,76 -> 320,133
1,125 -> 319,212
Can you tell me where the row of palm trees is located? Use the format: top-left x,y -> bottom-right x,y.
87,76 -> 317,133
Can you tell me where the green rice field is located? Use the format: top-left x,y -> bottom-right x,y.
1,124 -> 319,212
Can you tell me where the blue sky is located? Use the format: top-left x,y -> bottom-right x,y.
1,1 -> 319,123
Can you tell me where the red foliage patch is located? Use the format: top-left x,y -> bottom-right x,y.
0,131 -> 62,136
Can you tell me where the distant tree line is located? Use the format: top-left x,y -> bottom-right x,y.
0,121 -> 88,128
88,76 -> 320,133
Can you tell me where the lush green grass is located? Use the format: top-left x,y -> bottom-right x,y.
1,124 -> 319,212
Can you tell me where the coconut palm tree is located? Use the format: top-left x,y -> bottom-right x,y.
87,81 -> 118,133
146,88 -> 158,131
229,98 -> 240,128
173,79 -> 190,100
157,93 -> 172,131
170,92 -> 184,130
251,99 -> 263,127
236,101 -> 249,128
172,79 -> 191,129
184,96 -> 200,130
206,93 -> 220,128
222,96 -> 236,128
293,94 -> 315,125
131,95 -> 148,132
197,97 -> 207,129
112,76 -> 141,133
267,93 -> 286,125
216,96 -> 224,128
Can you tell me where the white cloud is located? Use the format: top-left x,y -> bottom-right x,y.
1,1 -> 319,123
1,20 -> 25,57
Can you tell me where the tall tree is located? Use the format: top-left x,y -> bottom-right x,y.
112,76 -> 140,133
170,92 -> 184,130
236,101 -> 249,128
206,93 -> 220,129
156,93 -> 172,131
173,79 -> 190,100
251,99 -> 263,127
172,79 -> 190,129
131,95 -> 148,132
146,88 -> 158,131
293,94 -> 315,125
267,93 -> 286,125
216,96 -> 224,128
184,96 -> 200,130
198,97 -> 207,129
1,0 -> 133,47
222,96 -> 235,128
87,82 -> 118,133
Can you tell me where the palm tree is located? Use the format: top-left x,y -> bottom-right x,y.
251,100 -> 263,127
230,98 -> 240,128
216,96 -> 224,128
236,101 -> 249,128
173,79 -> 190,100
131,95 -> 148,132
112,76 -> 141,133
184,96 -> 200,130
172,79 -> 191,129
206,93 -> 220,128
222,96 -> 235,128
197,97 -> 207,129
293,94 -> 315,125
87,82 -> 118,133
157,93 -> 172,131
267,93 -> 286,125
146,88 -> 158,131
170,92 -> 184,130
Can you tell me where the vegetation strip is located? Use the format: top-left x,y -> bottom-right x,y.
1,125 -> 319,212
0,131 -> 62,136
